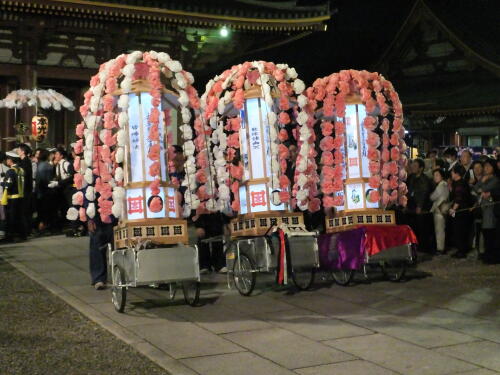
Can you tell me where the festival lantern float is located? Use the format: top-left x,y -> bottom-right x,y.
0,89 -> 74,144
296,70 -> 417,285
67,51 -> 202,311
195,61 -> 319,295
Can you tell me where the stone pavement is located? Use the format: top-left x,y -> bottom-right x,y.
1,235 -> 499,375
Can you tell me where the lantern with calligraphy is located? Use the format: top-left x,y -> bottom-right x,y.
295,70 -> 408,232
195,61 -> 312,237
69,51 -> 201,248
31,114 -> 49,142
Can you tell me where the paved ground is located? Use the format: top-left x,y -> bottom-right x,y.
1,235 -> 499,375
0,257 -> 169,375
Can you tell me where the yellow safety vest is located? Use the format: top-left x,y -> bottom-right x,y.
1,166 -> 25,204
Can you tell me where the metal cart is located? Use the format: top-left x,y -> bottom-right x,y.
108,241 -> 201,312
330,243 -> 417,286
225,227 -> 320,296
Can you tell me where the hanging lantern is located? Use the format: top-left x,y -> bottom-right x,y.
31,114 -> 49,142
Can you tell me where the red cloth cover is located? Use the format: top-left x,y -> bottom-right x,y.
360,225 -> 418,256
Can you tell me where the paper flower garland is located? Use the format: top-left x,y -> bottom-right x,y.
193,61 -> 308,216
68,50 -> 200,223
0,89 -> 75,110
296,69 -> 407,210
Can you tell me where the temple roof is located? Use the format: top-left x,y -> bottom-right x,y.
2,0 -> 331,31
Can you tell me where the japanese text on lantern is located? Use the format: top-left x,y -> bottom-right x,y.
250,190 -> 266,207
167,196 -> 175,213
128,196 -> 144,214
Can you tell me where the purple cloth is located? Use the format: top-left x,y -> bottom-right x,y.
318,227 -> 366,270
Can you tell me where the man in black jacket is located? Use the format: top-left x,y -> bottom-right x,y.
16,144 -> 33,237
49,147 -> 75,230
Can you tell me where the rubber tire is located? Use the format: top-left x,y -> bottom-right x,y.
331,269 -> 355,286
382,262 -> 407,282
182,281 -> 200,307
291,268 -> 316,291
111,266 -> 127,313
232,252 -> 256,296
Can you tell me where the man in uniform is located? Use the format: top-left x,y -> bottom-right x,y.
1,151 -> 26,242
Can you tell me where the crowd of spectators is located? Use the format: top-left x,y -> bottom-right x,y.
0,143 -> 83,243
403,147 -> 500,264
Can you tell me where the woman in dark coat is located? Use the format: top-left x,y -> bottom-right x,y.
449,164 -> 474,258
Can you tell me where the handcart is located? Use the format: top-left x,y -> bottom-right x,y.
108,241 -> 201,312
320,225 -> 417,286
225,227 -> 320,296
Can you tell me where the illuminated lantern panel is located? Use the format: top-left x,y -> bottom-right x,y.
338,102 -> 380,212
237,97 -> 287,214
123,91 -> 180,220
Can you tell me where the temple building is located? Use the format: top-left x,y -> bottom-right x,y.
0,0 -> 330,148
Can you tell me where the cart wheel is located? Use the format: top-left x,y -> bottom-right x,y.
331,269 -> 354,286
111,266 -> 127,313
292,268 -> 316,290
182,281 -> 200,306
381,262 -> 406,282
232,252 -> 256,296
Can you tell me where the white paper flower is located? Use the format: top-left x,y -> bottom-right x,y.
114,167 -> 124,182
157,52 -> 171,64
293,79 -> 305,94
120,78 -> 132,92
118,94 -> 129,110
116,147 -> 124,163
297,111 -> 309,125
118,112 -> 128,128
181,107 -> 191,123
166,60 -> 182,73
86,203 -> 95,219
85,186 -> 95,201
297,94 -> 308,109
116,130 -> 126,147
178,90 -> 189,107
84,168 -> 94,184
66,207 -> 79,221
111,202 -> 124,219
286,67 -> 298,79
175,72 -> 187,89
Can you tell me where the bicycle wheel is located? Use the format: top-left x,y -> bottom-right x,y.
182,281 -> 200,306
111,266 -> 127,313
381,262 -> 406,282
232,252 -> 256,296
291,268 -> 316,290
331,269 -> 354,286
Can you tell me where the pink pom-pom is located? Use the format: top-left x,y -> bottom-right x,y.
278,129 -> 288,142
74,173 -> 83,190
319,136 -> 334,152
74,139 -> 83,154
369,190 -> 380,203
381,149 -> 390,163
308,198 -> 321,212
279,191 -> 290,203
369,175 -> 381,188
278,111 -> 290,125
321,121 -> 333,136
390,147 -> 400,161
79,207 -> 87,222
73,157 -> 80,172
321,151 -> 334,166
230,164 -> 243,180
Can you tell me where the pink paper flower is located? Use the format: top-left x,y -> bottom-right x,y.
321,151 -> 334,166
369,190 -> 380,203
278,111 -> 290,125
279,175 -> 290,189
319,136 -> 334,152
227,133 -> 240,148
79,207 -> 87,222
278,129 -> 289,142
308,198 -> 321,212
74,173 -> 83,190
74,139 -> 83,154
149,162 -> 160,177
149,179 -> 160,195
149,196 -> 163,213
279,191 -> 290,203
229,164 -> 243,180
233,89 -> 244,110
369,175 -> 381,188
